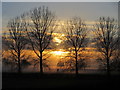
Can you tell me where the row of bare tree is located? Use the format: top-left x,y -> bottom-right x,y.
2,6 -> 120,76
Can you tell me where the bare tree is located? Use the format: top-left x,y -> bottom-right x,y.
93,17 -> 119,75
4,15 -> 28,73
64,17 -> 87,75
26,6 -> 56,74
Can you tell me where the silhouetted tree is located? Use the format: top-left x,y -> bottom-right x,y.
2,52 -> 31,72
111,38 -> 120,71
26,6 -> 56,74
64,17 -> 87,75
32,55 -> 51,72
93,17 -> 119,76
4,15 -> 28,73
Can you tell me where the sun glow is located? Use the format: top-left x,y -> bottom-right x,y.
51,49 -> 69,56
53,51 -> 64,55
53,37 -> 62,44
53,33 -> 66,45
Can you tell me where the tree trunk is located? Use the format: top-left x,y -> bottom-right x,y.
106,57 -> 110,77
40,51 -> 43,74
106,47 -> 110,77
75,51 -> 78,76
18,52 -> 21,73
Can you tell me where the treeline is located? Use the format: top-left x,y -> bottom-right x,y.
2,6 -> 120,76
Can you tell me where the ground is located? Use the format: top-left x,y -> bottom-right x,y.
2,72 -> 120,89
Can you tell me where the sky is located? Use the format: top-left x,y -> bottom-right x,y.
2,2 -> 118,31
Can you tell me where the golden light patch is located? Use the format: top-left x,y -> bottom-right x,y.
51,49 -> 69,56
53,37 -> 62,44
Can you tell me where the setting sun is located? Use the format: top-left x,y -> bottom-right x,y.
51,49 -> 69,56
52,51 -> 64,55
